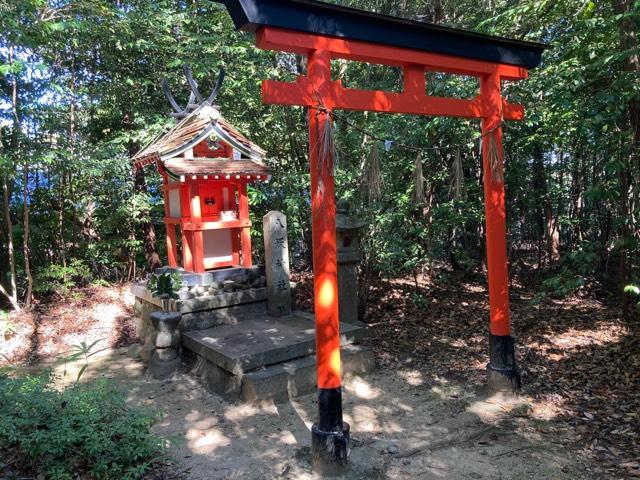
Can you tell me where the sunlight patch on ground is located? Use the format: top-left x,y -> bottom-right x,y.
186,428 -> 231,451
224,403 -> 261,421
544,324 -> 627,348
345,405 -> 381,433
344,376 -> 382,399
527,323 -> 628,361
399,369 -> 424,386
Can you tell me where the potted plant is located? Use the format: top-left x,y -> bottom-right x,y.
147,271 -> 182,312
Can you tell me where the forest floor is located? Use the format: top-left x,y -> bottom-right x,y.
1,271 -> 639,479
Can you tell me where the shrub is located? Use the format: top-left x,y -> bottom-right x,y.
34,259 -> 92,296
540,242 -> 600,298
0,310 -> 15,340
0,372 -> 165,479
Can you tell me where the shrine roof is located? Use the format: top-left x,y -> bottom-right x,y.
132,105 -> 266,169
163,158 -> 271,179
218,0 -> 549,69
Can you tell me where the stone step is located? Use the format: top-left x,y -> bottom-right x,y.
180,301 -> 268,331
182,310 -> 365,375
241,344 -> 375,403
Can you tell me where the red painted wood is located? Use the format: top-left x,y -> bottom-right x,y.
238,182 -> 253,267
308,50 -> 342,390
262,78 -> 524,120
480,73 -> 511,337
162,172 -> 179,269
192,231 -> 205,273
231,229 -> 241,266
256,27 -> 529,81
166,224 -> 178,269
203,258 -> 235,269
403,64 -> 426,95
182,230 -> 194,272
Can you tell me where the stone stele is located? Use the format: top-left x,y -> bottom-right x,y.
263,210 -> 292,316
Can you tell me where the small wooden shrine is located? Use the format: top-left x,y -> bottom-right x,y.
132,104 -> 270,273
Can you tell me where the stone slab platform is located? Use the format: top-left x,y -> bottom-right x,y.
155,265 -> 266,286
182,311 -> 365,375
132,282 -> 267,315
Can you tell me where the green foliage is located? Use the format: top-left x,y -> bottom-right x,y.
540,243 -> 600,298
63,339 -> 107,385
147,271 -> 182,300
33,259 -> 92,296
0,310 -> 16,340
0,373 -> 165,479
625,284 -> 640,307
1,0 -> 638,307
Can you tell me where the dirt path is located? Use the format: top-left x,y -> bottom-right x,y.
48,347 -> 593,480
4,279 -> 636,478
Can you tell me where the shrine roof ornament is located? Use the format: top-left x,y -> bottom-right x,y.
217,0 -> 549,69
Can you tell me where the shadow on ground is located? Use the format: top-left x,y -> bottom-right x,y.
52,347 -> 594,480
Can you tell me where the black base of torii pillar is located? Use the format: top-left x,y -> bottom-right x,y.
311,389 -> 350,475
487,334 -> 521,394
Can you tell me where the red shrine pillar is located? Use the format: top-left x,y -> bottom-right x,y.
307,49 -> 350,473
480,72 -> 520,393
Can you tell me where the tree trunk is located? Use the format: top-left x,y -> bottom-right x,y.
134,167 -> 162,273
0,45 -> 22,311
1,176 -> 20,311
613,0 -> 640,314
22,161 -> 32,307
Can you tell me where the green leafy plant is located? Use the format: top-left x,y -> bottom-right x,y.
147,271 -> 182,300
34,259 -> 92,296
0,373 -> 166,479
63,339 -> 107,385
540,242 -> 600,298
625,284 -> 640,308
0,311 -> 16,340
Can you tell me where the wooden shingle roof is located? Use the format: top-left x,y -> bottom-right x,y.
163,158 -> 271,178
132,105 -> 267,169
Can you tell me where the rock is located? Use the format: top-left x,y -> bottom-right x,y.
140,338 -> 155,363
127,343 -> 142,359
154,347 -> 178,362
250,278 -> 262,288
387,443 -> 398,454
178,290 -> 191,300
155,331 -> 179,349
223,280 -> 237,293
150,311 -> 182,332
194,286 -> 206,297
149,354 -> 181,379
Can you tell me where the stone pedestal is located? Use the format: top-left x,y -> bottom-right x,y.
263,211 -> 292,316
148,311 -> 182,379
336,202 -> 366,325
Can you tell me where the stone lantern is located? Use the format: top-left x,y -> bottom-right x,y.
335,200 -> 366,325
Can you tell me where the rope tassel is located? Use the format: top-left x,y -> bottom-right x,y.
487,132 -> 504,183
362,142 -> 382,205
412,151 -> 426,206
449,147 -> 464,200
316,110 -> 336,197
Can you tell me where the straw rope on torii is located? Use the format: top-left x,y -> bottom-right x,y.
312,100 -> 507,205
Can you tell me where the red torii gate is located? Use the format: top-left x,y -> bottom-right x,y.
219,0 -> 547,472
